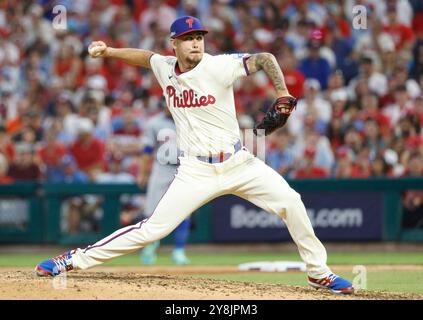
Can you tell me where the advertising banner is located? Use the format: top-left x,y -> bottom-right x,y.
211,192 -> 384,241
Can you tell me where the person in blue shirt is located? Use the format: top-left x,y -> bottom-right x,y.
299,38 -> 332,90
266,129 -> 295,178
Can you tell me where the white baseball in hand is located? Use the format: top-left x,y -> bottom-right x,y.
88,41 -> 106,58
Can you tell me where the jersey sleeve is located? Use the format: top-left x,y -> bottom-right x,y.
214,53 -> 251,87
149,54 -> 168,87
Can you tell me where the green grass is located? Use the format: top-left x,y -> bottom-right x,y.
1,251 -> 423,267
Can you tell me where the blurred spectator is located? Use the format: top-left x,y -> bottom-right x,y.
415,95 -> 423,126
110,106 -> 143,157
363,118 -> 385,160
53,42 -> 83,90
386,137 -> 407,177
289,79 -> 331,136
410,0 -> 423,35
330,89 -> 348,120
96,153 -> 135,183
382,3 -> 414,53
359,93 -> 391,137
52,93 -> 79,140
402,152 -> 423,228
322,2 -> 351,40
293,146 -> 329,179
349,55 -> 388,98
410,41 -> 423,81
279,49 -> 305,98
0,126 -> 15,161
139,0 -> 177,37
304,129 -> 335,171
284,0 -> 327,27
325,70 -> 346,101
81,95 -> 111,142
342,103 -> 364,135
383,85 -> 415,128
327,117 -> 344,151
298,31 -> 332,90
234,75 -> 269,118
343,126 -> 364,155
382,0 -> 413,27
52,154 -> 90,184
285,18 -> 314,59
7,143 -> 41,181
333,146 -> 365,178
69,118 -> 105,180
370,155 -> 390,177
37,130 -> 67,181
354,146 -> 372,177
392,65 -> 421,99
266,129 -> 295,177
0,153 -> 12,184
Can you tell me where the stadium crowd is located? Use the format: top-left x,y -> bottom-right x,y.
0,0 -> 422,186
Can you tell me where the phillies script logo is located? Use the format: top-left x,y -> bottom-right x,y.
166,86 -> 216,108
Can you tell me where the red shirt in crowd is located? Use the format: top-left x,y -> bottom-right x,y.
113,126 -> 142,137
7,164 -> 41,181
0,176 -> 13,184
38,143 -> 66,167
0,143 -> 15,161
412,11 -> 423,35
321,19 -> 351,39
382,24 -> 414,50
294,167 -> 328,179
282,69 -> 306,98
360,110 -> 391,137
70,137 -> 105,171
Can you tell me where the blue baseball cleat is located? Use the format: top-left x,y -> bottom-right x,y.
308,273 -> 354,294
35,251 -> 75,277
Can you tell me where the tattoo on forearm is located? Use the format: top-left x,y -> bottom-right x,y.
247,53 -> 288,95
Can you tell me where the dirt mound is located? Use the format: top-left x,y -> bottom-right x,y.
1,267 -> 421,300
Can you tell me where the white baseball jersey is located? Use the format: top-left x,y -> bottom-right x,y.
149,53 -> 249,156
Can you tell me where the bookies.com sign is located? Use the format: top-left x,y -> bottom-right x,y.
211,192 -> 384,241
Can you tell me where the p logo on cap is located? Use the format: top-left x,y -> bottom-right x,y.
186,18 -> 194,28
170,16 -> 208,39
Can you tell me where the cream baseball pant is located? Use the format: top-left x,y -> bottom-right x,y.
72,149 -> 332,278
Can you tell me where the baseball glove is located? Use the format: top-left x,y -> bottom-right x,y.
253,96 -> 297,136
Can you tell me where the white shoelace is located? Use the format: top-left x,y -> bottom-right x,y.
327,274 -> 338,283
52,254 -> 72,273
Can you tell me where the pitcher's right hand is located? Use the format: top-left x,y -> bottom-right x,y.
88,41 -> 108,58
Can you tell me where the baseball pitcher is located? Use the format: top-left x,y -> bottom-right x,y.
36,16 -> 353,294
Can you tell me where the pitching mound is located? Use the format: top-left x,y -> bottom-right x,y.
1,266 -> 422,300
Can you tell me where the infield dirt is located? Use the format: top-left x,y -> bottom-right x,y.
1,266 -> 422,300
